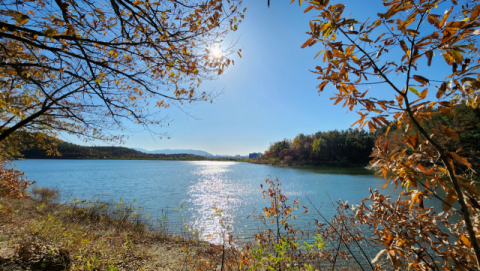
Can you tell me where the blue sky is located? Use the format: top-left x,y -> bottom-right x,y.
63,0 -> 453,156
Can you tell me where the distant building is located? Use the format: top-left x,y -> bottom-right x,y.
249,152 -> 263,159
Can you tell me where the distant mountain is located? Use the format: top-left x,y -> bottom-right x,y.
134,148 -> 214,157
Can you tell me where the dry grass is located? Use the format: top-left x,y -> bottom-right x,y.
0,191 -> 229,271
30,186 -> 60,202
0,186 -> 359,271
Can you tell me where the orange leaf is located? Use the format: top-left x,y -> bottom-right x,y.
304,5 -> 314,13
381,178 -> 389,189
460,235 -> 471,248
443,188 -> 457,212
420,88 -> 428,99
368,121 -> 375,132
411,132 -> 418,149
471,5 -> 480,22
318,80 -> 329,92
450,152 -> 471,167
301,38 -> 313,49
441,126 -> 459,142
439,106 -> 452,117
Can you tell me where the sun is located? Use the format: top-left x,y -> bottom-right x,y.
210,47 -> 223,58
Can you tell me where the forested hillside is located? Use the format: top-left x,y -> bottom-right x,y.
258,129 -> 375,166
256,105 -> 480,168
19,140 -> 206,160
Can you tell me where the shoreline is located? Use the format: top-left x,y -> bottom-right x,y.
248,158 -> 370,168
17,157 -> 371,168
0,194 -> 234,271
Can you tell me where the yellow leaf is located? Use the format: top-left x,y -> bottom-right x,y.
43,28 -> 56,37
299,0 -> 303,6
237,52 -> 242,58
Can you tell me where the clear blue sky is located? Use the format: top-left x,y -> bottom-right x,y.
63,0 -> 452,156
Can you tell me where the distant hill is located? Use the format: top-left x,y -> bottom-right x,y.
19,140 -> 207,160
134,148 -> 214,157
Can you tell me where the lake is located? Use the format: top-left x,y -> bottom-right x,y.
14,159 -> 398,244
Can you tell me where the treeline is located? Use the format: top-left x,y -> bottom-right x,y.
19,140 -> 206,160
260,104 -> 480,169
259,129 -> 375,167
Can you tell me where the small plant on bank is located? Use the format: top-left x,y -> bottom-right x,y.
31,186 -> 60,203
0,160 -> 34,198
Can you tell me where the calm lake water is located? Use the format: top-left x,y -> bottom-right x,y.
15,160 -> 400,244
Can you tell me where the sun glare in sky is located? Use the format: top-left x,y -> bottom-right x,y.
210,47 -> 223,58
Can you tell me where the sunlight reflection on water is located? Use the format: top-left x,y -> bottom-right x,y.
187,161 -> 240,244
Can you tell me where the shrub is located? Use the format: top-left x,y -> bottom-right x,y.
0,160 -> 34,198
31,187 -> 60,203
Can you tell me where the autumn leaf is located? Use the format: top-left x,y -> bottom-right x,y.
439,106 -> 452,117
14,14 -> 29,26
436,82 -> 447,99
413,75 -> 429,86
450,152 -> 471,168
443,51 -> 454,65
318,80 -> 328,92
408,87 -> 421,97
368,121 -> 375,132
372,249 -> 386,263
43,28 -> 56,37
400,40 -> 409,53
443,188 -> 457,212
441,126 -> 459,142
302,38 -> 313,49
419,88 -> 428,99
460,235 -> 472,248
304,5 -> 314,13
425,50 -> 433,66
470,5 -> 480,22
